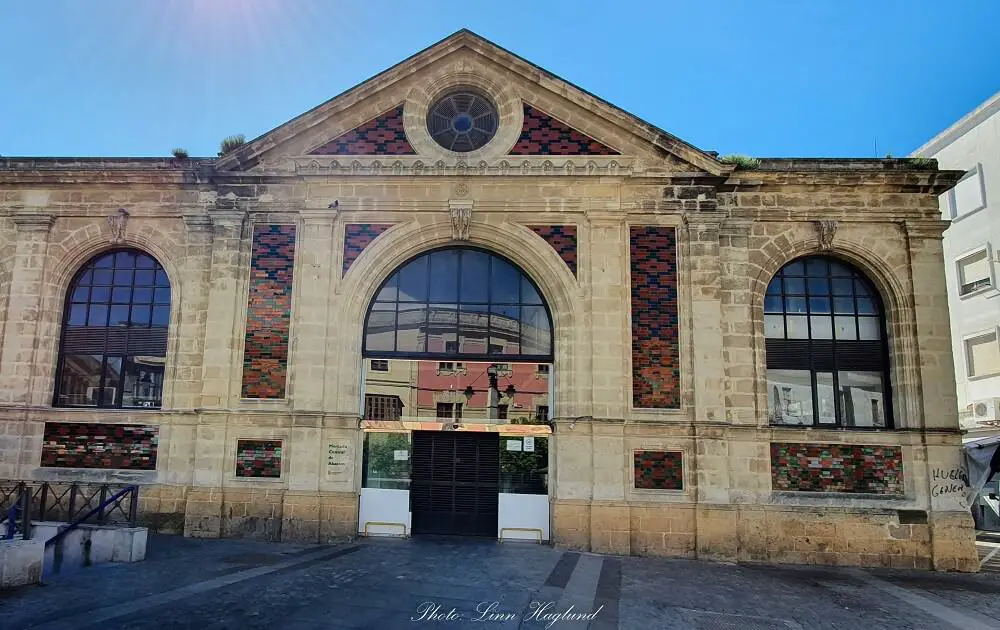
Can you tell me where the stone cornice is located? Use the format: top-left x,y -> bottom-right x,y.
903,219 -> 949,240
11,213 -> 55,232
284,155 -> 634,178
723,165 -> 965,195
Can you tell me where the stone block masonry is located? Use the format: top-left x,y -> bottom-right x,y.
528,225 -> 577,276
242,224 -> 296,399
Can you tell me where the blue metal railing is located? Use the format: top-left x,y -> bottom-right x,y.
0,482 -> 139,546
44,485 -> 139,548
3,486 -> 31,540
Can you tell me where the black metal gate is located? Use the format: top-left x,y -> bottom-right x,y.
410,431 -> 499,536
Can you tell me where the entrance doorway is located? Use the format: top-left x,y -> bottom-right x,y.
410,431 -> 499,536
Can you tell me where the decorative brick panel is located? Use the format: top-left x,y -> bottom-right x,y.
528,225 -> 577,276
343,224 -> 394,275
630,226 -> 679,408
634,450 -> 683,490
235,439 -> 282,478
242,225 -> 296,399
509,104 -> 619,155
771,443 -> 903,495
41,422 -> 158,470
309,104 -> 415,155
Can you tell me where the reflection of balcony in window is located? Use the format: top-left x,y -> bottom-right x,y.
958,249 -> 992,296
961,278 -> 992,295
366,394 -> 403,420
371,359 -> 389,371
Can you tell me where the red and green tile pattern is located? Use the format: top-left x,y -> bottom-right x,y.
309,105 -> 415,155
771,443 -> 904,495
235,439 -> 283,478
41,422 -> 158,470
509,104 -> 619,156
528,225 -> 577,276
343,224 -> 394,275
634,450 -> 683,490
630,226 -> 679,408
242,224 -> 296,399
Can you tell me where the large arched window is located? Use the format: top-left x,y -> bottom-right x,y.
363,247 -> 553,361
54,249 -> 171,408
764,256 -> 891,428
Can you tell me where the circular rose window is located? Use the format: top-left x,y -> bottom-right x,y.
426,90 -> 499,152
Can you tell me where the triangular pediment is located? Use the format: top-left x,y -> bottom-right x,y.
216,30 -> 723,176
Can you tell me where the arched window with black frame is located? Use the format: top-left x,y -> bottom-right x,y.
54,249 -> 171,409
764,256 -> 891,428
363,247 -> 553,362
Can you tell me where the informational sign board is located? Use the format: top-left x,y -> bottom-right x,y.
325,439 -> 351,479
506,439 -> 522,452
523,436 -> 535,452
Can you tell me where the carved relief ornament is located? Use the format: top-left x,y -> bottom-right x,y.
815,219 -> 838,251
107,208 -> 130,244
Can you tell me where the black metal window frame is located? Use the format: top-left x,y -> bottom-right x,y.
54,248 -> 171,410
764,255 -> 893,429
363,246 -> 555,362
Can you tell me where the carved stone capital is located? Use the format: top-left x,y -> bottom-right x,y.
814,219 -> 838,251
449,200 -> 473,241
182,213 -> 214,233
12,213 -> 55,233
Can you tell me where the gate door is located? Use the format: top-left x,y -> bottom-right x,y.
410,431 -> 499,536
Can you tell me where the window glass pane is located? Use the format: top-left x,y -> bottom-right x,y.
78,270 -> 93,284
832,279 -> 854,296
490,305 -> 520,355
833,297 -> 854,314
366,304 -> 396,352
426,304 -> 458,353
459,305 -> 489,354
765,280 -> 781,295
88,304 -> 108,326
854,279 -> 871,296
133,287 -> 153,303
807,277 -> 830,294
856,298 -> 876,315
93,269 -> 113,285
428,250 -> 459,302
785,296 -> 807,313
838,371 -> 886,427
112,287 -> 131,303
521,306 -> 551,356
521,277 -> 542,305
395,304 -> 427,353
399,256 -> 429,302
460,251 -> 489,302
103,357 -> 123,406
68,304 -> 88,326
136,255 -> 155,269
767,369 -> 813,425
115,251 -> 135,267
783,261 -> 804,276
834,316 -> 857,340
810,316 -> 833,339
786,315 -> 808,339
362,432 -> 411,490
131,305 -> 151,326
151,305 -> 170,327
113,269 -> 133,286
764,315 -> 784,338
153,288 -> 170,304
95,255 -> 114,268
967,333 -> 1000,377
500,435 -> 548,494
816,372 -> 837,424
858,317 -> 881,340
806,258 -> 827,276
56,354 -> 103,406
829,261 -> 852,276
959,250 -> 990,285
90,286 -> 110,302
154,270 -> 169,286
135,270 -> 155,286
490,258 -> 520,304
783,278 -> 805,294
121,356 -> 164,408
808,297 -> 830,314
72,286 -> 89,301
109,305 -> 130,327
764,296 -> 782,313
376,273 -> 398,302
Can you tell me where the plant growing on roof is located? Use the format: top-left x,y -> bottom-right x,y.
218,134 -> 246,156
171,148 -> 189,159
719,154 -> 761,169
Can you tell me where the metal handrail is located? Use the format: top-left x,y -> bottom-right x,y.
0,481 -> 139,526
44,485 -> 139,549
2,486 -> 31,540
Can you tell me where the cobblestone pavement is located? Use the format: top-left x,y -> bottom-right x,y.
3,534 -> 1000,630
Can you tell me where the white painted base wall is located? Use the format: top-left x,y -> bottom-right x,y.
358,488 -> 411,537
32,522 -> 147,576
0,539 -> 44,588
498,493 -> 549,541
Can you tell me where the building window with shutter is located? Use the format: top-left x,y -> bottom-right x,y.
957,248 -> 993,296
55,250 -> 171,409
365,394 -> 403,420
370,359 -> 389,372
965,331 -> 1000,379
764,256 -> 891,428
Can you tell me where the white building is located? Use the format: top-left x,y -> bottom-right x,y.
913,91 -> 1000,437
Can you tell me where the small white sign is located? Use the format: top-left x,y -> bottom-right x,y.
523,436 -> 535,452
325,439 -> 351,479
506,439 -> 522,452
393,449 -> 409,461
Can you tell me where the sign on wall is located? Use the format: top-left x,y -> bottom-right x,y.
325,439 -> 352,479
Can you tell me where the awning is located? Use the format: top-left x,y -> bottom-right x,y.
361,419 -> 552,436
963,435 -> 1000,499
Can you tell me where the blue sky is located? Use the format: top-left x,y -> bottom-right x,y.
1,1 -> 997,158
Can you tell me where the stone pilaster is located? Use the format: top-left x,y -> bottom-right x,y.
199,212 -> 247,408
170,215 -> 214,409
290,216 -> 334,411
587,218 -> 629,420
685,214 -> 726,424
0,214 -> 54,404
719,218 -> 756,425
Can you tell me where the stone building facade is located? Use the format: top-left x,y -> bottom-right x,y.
0,31 -> 978,570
